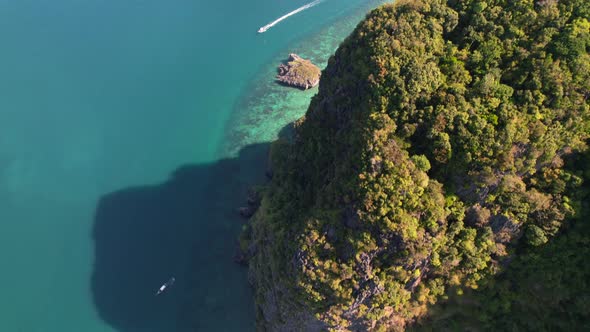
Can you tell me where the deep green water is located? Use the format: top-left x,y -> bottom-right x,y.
0,0 -> 384,331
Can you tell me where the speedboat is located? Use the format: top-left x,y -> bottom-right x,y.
258,26 -> 268,33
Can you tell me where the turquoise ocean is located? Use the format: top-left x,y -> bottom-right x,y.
0,0 -> 384,331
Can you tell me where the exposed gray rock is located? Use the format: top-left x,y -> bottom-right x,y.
239,206 -> 256,218
277,53 -> 321,90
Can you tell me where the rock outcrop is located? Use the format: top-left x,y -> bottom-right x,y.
276,54 -> 321,90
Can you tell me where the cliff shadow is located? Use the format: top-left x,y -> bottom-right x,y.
91,142 -> 271,332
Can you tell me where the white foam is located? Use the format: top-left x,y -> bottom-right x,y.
258,0 -> 322,33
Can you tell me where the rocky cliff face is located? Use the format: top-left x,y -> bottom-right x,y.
245,0 -> 590,330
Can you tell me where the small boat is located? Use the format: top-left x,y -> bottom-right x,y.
256,0 -> 322,34
155,277 -> 175,296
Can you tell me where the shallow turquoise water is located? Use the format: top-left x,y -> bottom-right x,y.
0,0 -> 384,331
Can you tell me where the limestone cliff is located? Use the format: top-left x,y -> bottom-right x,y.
245,0 -> 590,330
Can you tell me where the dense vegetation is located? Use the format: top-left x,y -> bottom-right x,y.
414,149 -> 590,331
244,0 -> 590,330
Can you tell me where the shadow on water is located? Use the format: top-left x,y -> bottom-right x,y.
91,141 -> 273,332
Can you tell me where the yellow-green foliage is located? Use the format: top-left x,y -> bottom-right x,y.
247,0 -> 590,329
414,151 -> 590,331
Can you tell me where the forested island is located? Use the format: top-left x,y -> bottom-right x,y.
240,0 -> 590,330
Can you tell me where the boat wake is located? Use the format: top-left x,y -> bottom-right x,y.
258,0 -> 322,33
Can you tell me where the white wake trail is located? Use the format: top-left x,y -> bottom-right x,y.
258,0 -> 322,33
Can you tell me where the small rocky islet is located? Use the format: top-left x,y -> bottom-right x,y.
276,53 -> 321,90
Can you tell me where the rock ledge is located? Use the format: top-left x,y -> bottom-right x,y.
277,54 -> 321,90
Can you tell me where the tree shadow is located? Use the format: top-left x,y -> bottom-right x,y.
91,142 -> 271,332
